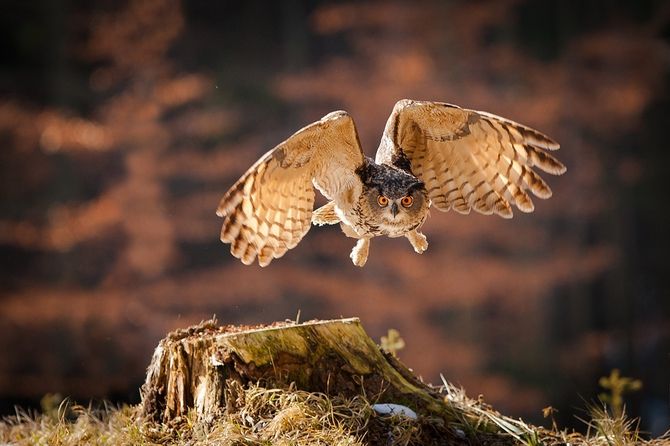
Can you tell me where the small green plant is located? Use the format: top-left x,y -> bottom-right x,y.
40,393 -> 65,419
380,329 -> 405,357
542,405 -> 559,431
598,369 -> 642,418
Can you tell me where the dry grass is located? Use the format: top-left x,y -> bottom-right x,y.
1,383 -> 669,446
439,375 -> 670,446
0,384 -> 414,446
0,403 -> 149,446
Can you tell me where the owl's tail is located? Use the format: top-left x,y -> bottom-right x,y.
312,201 -> 340,226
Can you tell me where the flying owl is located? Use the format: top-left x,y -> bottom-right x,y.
217,99 -> 565,267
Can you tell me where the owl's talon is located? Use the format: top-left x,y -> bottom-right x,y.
350,238 -> 370,267
406,230 -> 428,254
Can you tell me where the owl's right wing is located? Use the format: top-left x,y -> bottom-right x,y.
216,111 -> 365,266
375,99 -> 565,218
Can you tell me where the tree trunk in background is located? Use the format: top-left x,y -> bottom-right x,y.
140,318 -> 448,423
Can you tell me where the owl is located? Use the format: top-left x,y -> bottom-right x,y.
217,99 -> 565,267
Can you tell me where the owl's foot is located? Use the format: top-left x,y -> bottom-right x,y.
350,238 -> 370,267
406,230 -> 428,254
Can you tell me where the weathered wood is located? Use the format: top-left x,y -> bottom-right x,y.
140,318 -> 449,423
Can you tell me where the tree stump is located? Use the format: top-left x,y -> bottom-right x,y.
140,318 -> 449,423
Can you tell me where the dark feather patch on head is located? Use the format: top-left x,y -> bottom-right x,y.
391,150 -> 413,174
357,158 -> 425,199
407,180 -> 426,194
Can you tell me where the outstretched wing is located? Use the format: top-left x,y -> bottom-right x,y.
217,111 -> 365,266
375,99 -> 565,218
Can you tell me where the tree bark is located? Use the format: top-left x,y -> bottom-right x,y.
140,318 -> 449,423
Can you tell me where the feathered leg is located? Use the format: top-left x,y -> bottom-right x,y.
405,229 -> 428,254
350,238 -> 371,267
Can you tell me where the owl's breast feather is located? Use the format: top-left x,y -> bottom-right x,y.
334,198 -> 427,239
378,219 -> 416,238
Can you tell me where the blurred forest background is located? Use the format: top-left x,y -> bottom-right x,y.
1,0 -> 669,436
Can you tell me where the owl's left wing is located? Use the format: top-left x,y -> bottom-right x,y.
375,99 -> 566,218
217,111 -> 365,266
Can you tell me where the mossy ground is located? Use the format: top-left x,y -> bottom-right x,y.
2,381 -> 668,446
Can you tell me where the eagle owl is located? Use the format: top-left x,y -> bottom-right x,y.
217,99 -> 565,267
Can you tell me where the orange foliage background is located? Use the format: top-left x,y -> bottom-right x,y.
1,0 -> 669,434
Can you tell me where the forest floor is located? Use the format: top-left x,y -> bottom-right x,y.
2,320 -> 668,445
1,381 -> 668,446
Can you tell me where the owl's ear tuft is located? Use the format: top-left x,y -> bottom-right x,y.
407,180 -> 426,193
355,161 -> 375,184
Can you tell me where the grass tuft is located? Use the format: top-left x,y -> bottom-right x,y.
2,381 -> 669,445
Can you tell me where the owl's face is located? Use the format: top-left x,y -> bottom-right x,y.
370,184 -> 427,226
361,165 -> 429,232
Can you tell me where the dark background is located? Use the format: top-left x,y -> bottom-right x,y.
1,0 -> 669,436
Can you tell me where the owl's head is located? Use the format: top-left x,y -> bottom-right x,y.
361,163 -> 428,226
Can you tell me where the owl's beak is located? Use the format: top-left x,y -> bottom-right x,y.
390,202 -> 399,218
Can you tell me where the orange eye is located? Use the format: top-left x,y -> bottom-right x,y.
401,196 -> 413,207
377,195 -> 389,207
